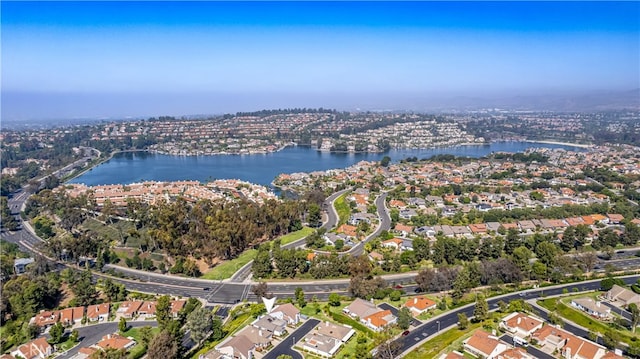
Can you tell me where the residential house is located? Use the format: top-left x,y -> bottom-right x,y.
252,315 -> 287,336
11,337 -> 53,359
394,223 -> 415,237
403,296 -> 436,316
381,238 -> 404,251
59,307 -> 85,326
562,334 -> 607,359
362,310 -> 396,332
605,285 -> 640,307
399,208 -> 418,220
607,214 -> 624,224
571,298 -> 610,319
500,312 -> 543,339
315,321 -> 355,343
301,332 -> 342,358
69,347 -> 97,359
117,301 -> 143,319
14,258 -> 34,274
95,333 -> 136,351
86,303 -> 110,322
343,298 -> 381,319
532,325 -> 607,359
138,301 -> 156,318
30,310 -> 58,329
336,224 -> 357,238
463,330 -> 508,359
216,326 -> 272,359
438,351 -> 465,359
170,300 -> 186,318
496,348 -> 534,359
0,354 -> 15,359
270,303 -> 301,326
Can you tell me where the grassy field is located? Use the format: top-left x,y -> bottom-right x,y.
201,227 -> 314,280
333,193 -> 351,225
201,249 -> 258,280
278,226 -> 314,246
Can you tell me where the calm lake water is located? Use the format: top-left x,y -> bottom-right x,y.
70,142 -> 585,187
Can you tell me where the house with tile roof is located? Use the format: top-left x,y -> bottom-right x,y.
496,348 -> 534,359
95,333 -> 136,351
499,312 -> 544,338
216,326 -> 272,359
69,347 -> 97,359
343,298 -> 381,319
86,303 -> 109,322
117,301 -> 144,319
403,296 -> 437,316
532,325 -> 607,359
138,301 -> 156,318
362,309 -> 396,332
59,306 -> 85,326
11,337 -> 53,359
170,300 -> 186,318
30,310 -> 58,329
463,330 -> 508,359
438,351 -> 465,359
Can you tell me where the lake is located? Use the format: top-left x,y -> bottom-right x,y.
70,142 -> 586,187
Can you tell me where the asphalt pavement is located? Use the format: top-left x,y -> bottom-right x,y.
499,333 -> 554,359
57,321 -> 157,359
262,318 -> 320,359
377,302 -> 421,327
395,275 -> 640,357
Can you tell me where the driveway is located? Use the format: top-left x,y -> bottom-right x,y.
378,302 -> 421,327
57,321 -> 158,359
499,334 -> 554,359
263,319 -> 320,359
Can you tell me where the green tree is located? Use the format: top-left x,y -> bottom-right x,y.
397,307 -> 412,330
156,295 -> 172,330
70,329 -> 79,343
252,248 -> 273,279
49,322 -> 64,344
603,329 -> 622,350
630,303 -> 640,333
473,294 -> 489,322
147,330 -> 179,359
71,270 -> 98,306
295,287 -> 306,308
457,313 -> 469,329
186,307 -> 213,344
389,290 -> 402,302
380,156 -> 391,167
328,293 -> 341,307
139,326 -> 154,347
118,317 -> 127,332
211,316 -> 224,341
277,355 -> 294,359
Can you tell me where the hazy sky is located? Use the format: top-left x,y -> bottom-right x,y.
2,1 -> 639,120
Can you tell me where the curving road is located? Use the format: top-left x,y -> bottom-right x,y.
228,188 -> 352,283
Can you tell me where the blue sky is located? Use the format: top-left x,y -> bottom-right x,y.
2,1 -> 639,120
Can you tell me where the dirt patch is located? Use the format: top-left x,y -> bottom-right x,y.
58,283 -> 75,308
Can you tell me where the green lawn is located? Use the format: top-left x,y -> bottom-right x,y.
334,193 -> 351,225
201,227 -> 314,280
403,315 -> 498,359
278,227 -> 314,246
120,326 -> 160,343
201,249 -> 257,280
538,297 -> 637,345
